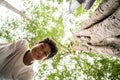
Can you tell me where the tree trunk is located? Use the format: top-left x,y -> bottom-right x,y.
73,0 -> 120,57
0,0 -> 31,21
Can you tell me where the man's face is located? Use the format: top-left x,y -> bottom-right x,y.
31,43 -> 51,60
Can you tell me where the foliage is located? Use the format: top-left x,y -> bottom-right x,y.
74,0 -> 102,17
0,0 -> 120,80
35,47 -> 120,80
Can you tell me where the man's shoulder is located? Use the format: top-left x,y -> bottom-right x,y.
17,39 -> 28,42
16,39 -> 28,44
15,39 -> 29,48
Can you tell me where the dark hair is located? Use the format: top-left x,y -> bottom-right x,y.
39,38 -> 58,59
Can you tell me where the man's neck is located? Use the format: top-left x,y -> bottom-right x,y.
23,50 -> 34,65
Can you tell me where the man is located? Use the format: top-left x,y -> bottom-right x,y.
0,38 -> 58,80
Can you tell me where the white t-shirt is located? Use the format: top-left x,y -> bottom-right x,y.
0,39 -> 34,80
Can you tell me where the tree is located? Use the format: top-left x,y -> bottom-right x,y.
73,0 -> 120,57
0,0 -> 31,21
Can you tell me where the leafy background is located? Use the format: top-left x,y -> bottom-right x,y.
0,0 -> 120,80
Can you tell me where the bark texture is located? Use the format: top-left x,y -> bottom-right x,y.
73,0 -> 120,57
